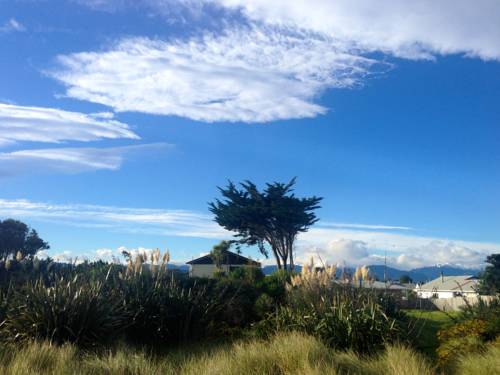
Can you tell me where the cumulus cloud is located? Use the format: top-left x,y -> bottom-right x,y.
0,143 -> 169,176
0,102 -> 138,146
51,26 -> 378,123
296,228 -> 498,269
214,0 -> 500,61
298,239 -> 373,267
0,18 -> 25,33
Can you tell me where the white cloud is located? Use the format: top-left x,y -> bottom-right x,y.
0,18 -> 25,33
0,102 -> 138,146
51,27 -> 378,123
0,143 -> 169,176
95,248 -> 113,258
0,199 -> 226,239
319,222 -> 411,231
51,1 -> 500,123
214,0 -> 500,61
297,228 -> 499,269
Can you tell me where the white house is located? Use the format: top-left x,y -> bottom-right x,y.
186,249 -> 261,278
414,275 -> 479,299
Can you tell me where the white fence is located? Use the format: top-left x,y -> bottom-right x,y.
430,295 -> 496,312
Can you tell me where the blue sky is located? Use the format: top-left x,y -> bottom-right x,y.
0,0 -> 499,269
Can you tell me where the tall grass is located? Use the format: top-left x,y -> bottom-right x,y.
260,261 -> 405,353
0,332 -> 436,375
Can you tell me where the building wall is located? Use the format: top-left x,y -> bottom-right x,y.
416,290 -> 478,299
189,264 -> 259,278
189,264 -> 217,278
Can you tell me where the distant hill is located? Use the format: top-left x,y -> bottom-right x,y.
168,264 -> 190,273
408,266 -> 481,282
262,264 -> 481,283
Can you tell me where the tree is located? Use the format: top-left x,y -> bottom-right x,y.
210,240 -> 232,269
477,254 -> 500,295
0,219 -> 49,259
399,274 -> 413,284
209,178 -> 322,270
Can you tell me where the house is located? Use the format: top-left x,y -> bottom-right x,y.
186,249 -> 261,278
414,275 -> 479,299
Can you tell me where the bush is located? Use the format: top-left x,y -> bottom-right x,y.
436,298 -> 500,370
1,275 -> 126,347
258,266 -> 405,353
264,286 -> 402,353
119,269 -> 232,345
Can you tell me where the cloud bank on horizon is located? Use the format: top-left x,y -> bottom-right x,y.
0,198 -> 497,270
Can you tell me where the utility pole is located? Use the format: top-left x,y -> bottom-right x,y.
384,250 -> 387,284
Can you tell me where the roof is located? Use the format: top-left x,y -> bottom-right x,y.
186,249 -> 261,266
338,280 -> 410,290
416,275 -> 479,292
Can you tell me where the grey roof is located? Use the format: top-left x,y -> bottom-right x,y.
416,275 -> 479,292
334,280 -> 410,290
186,249 -> 260,266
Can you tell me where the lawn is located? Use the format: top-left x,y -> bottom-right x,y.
405,309 -> 458,358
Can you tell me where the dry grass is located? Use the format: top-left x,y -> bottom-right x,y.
3,331 -> 494,375
454,343 -> 500,375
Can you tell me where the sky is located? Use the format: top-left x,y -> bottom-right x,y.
0,0 -> 499,270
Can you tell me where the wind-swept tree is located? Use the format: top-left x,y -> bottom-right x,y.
209,178 -> 322,270
0,219 -> 49,259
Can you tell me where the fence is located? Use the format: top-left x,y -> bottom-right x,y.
430,295 -> 496,312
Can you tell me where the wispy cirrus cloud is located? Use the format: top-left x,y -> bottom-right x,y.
0,103 -> 139,146
52,1 -> 500,124
318,222 -> 411,231
0,198 -> 498,268
0,199 -> 225,239
0,18 -> 25,33
0,143 -> 170,176
50,26 -> 379,123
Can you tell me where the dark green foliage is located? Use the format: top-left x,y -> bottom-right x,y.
209,178 -> 322,270
0,219 -> 49,259
260,284 -> 405,354
400,274 -> 413,284
210,240 -> 232,269
436,297 -> 500,370
477,254 -> 500,295
457,296 -> 500,340
2,275 -> 126,347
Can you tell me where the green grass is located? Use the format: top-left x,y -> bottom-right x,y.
404,309 -> 458,358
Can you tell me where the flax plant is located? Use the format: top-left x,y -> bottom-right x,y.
264,257 -> 403,353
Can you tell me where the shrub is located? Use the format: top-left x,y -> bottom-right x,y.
259,264 -> 404,353
119,270 -> 221,345
1,275 -> 127,347
437,297 -> 500,369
